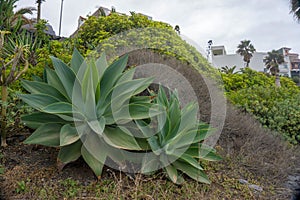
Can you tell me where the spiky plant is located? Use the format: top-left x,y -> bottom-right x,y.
20,49 -> 158,178
138,87 -> 221,184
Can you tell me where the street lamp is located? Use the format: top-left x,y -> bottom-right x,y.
59,0 -> 64,36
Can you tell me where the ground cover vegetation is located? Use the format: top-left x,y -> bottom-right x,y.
1,1 -> 300,199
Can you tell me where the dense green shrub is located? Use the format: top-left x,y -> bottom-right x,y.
221,68 -> 274,92
73,13 -> 216,76
224,69 -> 300,144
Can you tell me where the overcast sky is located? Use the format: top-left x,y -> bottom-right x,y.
16,0 -> 300,55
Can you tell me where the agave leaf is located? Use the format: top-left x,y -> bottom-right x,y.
51,56 -> 76,99
60,124 -> 80,146
58,140 -> 82,164
165,165 -> 179,184
173,160 -> 211,184
95,53 -> 108,81
21,80 -> 67,101
117,68 -> 135,84
45,67 -> 69,100
42,102 -> 73,114
141,153 -> 160,174
147,136 -> 162,155
103,126 -> 143,150
19,94 -> 60,110
111,103 -> 163,124
81,132 -> 107,178
198,144 -> 222,161
98,54 -> 128,107
24,123 -> 62,147
70,48 -> 84,74
87,117 -> 105,136
179,153 -> 203,170
21,112 -> 68,129
166,129 -> 198,151
135,119 -> 156,138
130,96 -> 152,104
111,77 -> 154,108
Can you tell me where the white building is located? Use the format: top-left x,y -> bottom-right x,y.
211,45 -> 267,72
210,45 -> 300,77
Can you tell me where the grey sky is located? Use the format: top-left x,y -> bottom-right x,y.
16,0 -> 300,55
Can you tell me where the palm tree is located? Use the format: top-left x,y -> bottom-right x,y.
290,0 -> 300,22
220,66 -> 238,74
36,0 -> 45,22
0,0 -> 35,32
236,40 -> 256,68
264,50 -> 285,87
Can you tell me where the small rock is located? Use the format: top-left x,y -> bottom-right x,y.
248,184 -> 263,192
239,179 -> 248,184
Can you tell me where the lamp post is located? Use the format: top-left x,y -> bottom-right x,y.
59,0 -> 64,36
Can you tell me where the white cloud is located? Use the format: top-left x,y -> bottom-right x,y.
16,0 -> 300,54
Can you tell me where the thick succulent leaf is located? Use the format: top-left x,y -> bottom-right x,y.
98,54 -> 128,106
117,68 -> 135,84
60,124 -> 80,146
176,102 -> 198,134
21,80 -> 67,101
87,117 -> 105,136
110,103 -> 163,123
141,154 -> 160,174
21,112 -> 68,129
135,119 -> 155,138
19,94 -> 60,110
130,96 -> 152,104
157,86 -> 169,106
166,129 -> 198,151
82,65 -> 97,120
147,136 -> 162,155
32,75 -> 43,82
45,67 -> 69,100
58,140 -> 82,163
198,144 -> 222,161
51,56 -> 76,99
111,77 -> 154,109
70,48 -> 84,74
103,126 -> 143,150
42,102 -> 73,114
173,160 -> 211,184
81,133 -> 107,178
24,123 -> 62,147
95,53 -> 108,82
165,165 -> 183,184
179,154 -> 203,170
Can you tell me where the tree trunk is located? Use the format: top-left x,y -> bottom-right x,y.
1,85 -> 8,147
37,2 -> 41,22
275,74 -> 281,87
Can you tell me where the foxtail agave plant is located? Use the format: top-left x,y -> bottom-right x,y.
138,87 -> 221,184
20,49 -> 159,178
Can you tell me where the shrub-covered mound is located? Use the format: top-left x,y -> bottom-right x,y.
222,68 -> 300,144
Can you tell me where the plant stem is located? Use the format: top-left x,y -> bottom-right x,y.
1,85 -> 8,147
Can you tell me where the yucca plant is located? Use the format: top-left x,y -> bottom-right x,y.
20,49 -> 159,178
137,87 -> 221,184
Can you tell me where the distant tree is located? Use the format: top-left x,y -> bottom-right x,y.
236,40 -> 256,68
290,0 -> 300,22
0,0 -> 35,32
220,66 -> 238,74
174,25 -> 180,35
264,50 -> 285,87
36,0 -> 45,22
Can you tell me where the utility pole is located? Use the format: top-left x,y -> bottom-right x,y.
59,0 -> 64,36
